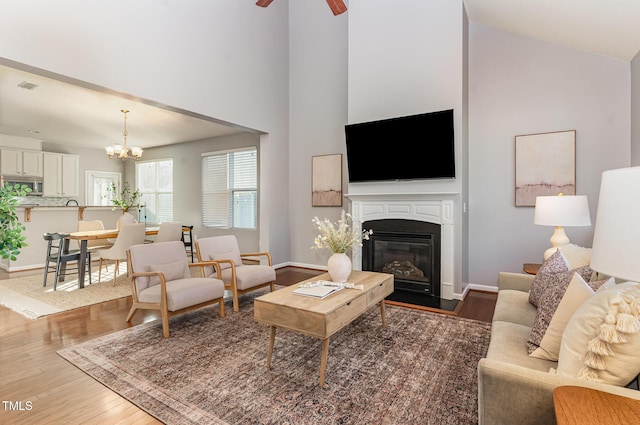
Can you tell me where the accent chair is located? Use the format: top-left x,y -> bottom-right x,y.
126,240 -> 226,337
195,235 -> 276,312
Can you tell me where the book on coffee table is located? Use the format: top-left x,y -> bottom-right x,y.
292,285 -> 343,299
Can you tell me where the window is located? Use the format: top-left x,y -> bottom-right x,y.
135,159 -> 173,224
202,147 -> 257,229
85,171 -> 121,206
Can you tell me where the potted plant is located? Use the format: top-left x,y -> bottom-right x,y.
0,183 -> 31,260
312,210 -> 372,282
107,182 -> 141,212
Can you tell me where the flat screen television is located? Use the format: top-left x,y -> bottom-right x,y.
345,109 -> 455,183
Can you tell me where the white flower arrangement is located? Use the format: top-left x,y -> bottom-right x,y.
312,210 -> 373,254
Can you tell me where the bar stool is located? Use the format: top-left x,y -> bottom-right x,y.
43,233 -> 91,290
181,225 -> 194,262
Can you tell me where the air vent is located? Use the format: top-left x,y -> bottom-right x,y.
17,81 -> 38,90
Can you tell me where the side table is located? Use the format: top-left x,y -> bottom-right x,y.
553,385 -> 640,425
523,263 -> 541,275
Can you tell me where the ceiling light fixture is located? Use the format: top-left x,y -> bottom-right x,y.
105,109 -> 143,161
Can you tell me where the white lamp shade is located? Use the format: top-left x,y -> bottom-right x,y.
534,195 -> 591,227
591,166 -> 640,282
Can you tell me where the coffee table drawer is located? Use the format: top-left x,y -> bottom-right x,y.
366,275 -> 394,307
325,293 -> 367,336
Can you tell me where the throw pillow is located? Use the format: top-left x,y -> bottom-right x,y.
559,244 -> 592,269
526,266 -> 596,355
147,259 -> 188,287
529,249 -> 570,307
556,281 -> 640,386
528,273 -> 615,360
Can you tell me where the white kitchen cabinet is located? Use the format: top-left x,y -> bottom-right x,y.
43,152 -> 79,197
0,148 -> 43,177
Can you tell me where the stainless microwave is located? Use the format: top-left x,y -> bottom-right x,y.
1,176 -> 44,196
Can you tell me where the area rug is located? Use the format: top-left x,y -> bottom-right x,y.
58,294 -> 491,425
0,263 -> 131,319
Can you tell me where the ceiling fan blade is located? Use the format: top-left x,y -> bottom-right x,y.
256,0 -> 274,7
326,0 -> 347,15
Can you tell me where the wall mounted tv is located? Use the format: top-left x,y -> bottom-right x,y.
345,109 -> 455,183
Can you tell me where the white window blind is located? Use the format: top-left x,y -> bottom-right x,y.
135,159 -> 173,224
202,147 -> 257,229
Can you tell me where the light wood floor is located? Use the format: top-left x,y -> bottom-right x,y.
0,267 -> 496,424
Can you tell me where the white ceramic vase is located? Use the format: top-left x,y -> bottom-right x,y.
327,252 -> 352,283
117,211 -> 138,229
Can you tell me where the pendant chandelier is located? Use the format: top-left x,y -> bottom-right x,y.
105,109 -> 143,160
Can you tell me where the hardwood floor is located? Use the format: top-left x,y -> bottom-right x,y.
0,267 -> 496,424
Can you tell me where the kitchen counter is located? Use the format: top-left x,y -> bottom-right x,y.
17,205 -> 115,222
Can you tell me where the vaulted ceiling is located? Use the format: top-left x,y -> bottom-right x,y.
2,1 -> 638,151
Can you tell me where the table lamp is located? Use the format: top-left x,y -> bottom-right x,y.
590,167 -> 640,282
534,194 -> 591,260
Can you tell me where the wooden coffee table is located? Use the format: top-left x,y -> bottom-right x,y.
254,270 -> 394,387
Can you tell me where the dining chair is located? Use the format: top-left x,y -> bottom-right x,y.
195,235 -> 276,312
126,240 -> 226,337
77,220 -> 113,250
43,232 -> 91,290
78,220 -> 114,275
97,223 -> 146,285
155,222 -> 183,243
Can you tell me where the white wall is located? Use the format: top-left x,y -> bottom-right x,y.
468,23 -> 631,287
344,0 -> 467,294
288,0 -> 349,269
0,0 -> 291,263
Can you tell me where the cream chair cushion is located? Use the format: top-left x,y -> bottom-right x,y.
138,277 -> 224,312
210,260 -> 276,291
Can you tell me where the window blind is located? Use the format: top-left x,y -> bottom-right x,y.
202,147 -> 257,229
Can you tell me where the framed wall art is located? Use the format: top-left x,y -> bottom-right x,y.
312,153 -> 342,207
515,130 -> 576,207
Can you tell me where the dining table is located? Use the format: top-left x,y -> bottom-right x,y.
65,227 -> 159,288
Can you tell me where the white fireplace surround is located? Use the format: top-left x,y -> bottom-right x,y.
345,192 -> 459,300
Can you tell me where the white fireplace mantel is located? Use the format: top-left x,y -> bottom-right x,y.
345,192 -> 460,300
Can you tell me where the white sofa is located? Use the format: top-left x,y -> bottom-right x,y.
478,269 -> 640,425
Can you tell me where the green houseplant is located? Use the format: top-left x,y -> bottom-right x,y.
0,183 -> 31,260
107,182 -> 141,212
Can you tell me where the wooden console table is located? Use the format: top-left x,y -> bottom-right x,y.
553,385 -> 640,425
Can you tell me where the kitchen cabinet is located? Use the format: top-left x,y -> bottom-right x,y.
43,152 -> 79,197
0,148 -> 44,177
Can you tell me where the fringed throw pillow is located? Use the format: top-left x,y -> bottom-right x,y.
556,281 -> 640,386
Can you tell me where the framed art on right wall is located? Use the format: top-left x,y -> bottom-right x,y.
515,130 -> 576,207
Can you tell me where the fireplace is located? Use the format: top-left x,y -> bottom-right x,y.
346,192 -> 460,309
363,219 -> 440,300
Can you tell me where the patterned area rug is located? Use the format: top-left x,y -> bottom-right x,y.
58,293 -> 491,425
0,263 -> 131,319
